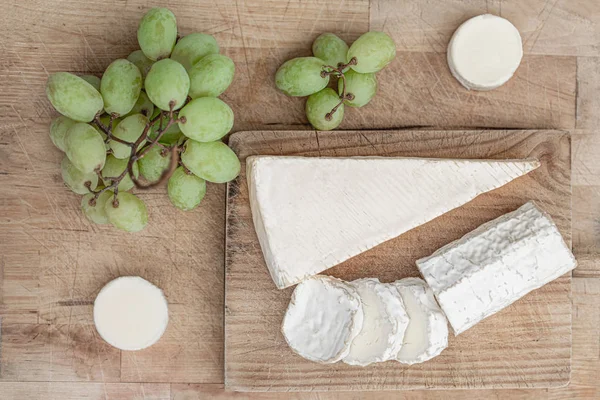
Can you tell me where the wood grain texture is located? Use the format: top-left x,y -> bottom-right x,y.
370,0 -> 600,56
571,56 -> 600,278
0,382 -> 171,400
224,129 -> 572,392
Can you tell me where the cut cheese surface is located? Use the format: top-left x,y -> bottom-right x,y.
282,275 -> 363,363
93,276 -> 169,351
343,278 -> 409,366
417,201 -> 577,335
247,155 -> 540,289
448,14 -> 523,91
394,278 -> 448,364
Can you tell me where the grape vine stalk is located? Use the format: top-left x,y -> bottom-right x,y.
86,100 -> 187,208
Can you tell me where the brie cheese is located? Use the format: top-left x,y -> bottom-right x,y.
281,275 -> 364,363
343,278 -> 409,366
417,201 -> 577,335
394,277 -> 448,364
448,14 -> 523,90
247,155 -> 539,289
93,276 -> 169,351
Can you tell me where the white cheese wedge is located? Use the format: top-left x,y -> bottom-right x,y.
343,278 -> 409,366
93,276 -> 169,351
417,201 -> 577,335
394,277 -> 448,364
282,275 -> 364,363
448,14 -> 523,90
247,155 -> 540,289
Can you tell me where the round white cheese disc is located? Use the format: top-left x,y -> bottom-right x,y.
343,278 -> 409,366
281,275 -> 363,363
94,276 -> 169,351
394,277 -> 448,365
447,14 -> 523,90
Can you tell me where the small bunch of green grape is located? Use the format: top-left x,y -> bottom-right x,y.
275,32 -> 396,131
46,7 -> 240,233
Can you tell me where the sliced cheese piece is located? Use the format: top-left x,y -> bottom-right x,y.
248,155 -> 540,289
417,201 -> 577,335
93,276 -> 169,351
448,14 -> 523,90
282,275 -> 363,363
343,278 -> 409,366
394,277 -> 448,364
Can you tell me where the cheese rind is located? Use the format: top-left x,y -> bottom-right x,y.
417,201 -> 577,335
394,277 -> 448,364
343,278 -> 409,366
281,275 -> 364,363
247,155 -> 540,289
448,14 -> 523,90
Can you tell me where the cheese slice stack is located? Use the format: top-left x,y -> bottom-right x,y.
247,156 -> 540,289
417,201 -> 577,335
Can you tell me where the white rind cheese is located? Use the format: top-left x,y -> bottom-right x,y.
394,277 -> 448,365
343,278 -> 409,366
247,155 -> 540,289
417,201 -> 577,335
93,276 -> 169,351
448,14 -> 523,91
281,275 -> 364,363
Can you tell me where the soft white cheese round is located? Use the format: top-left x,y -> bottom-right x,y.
394,277 -> 448,365
281,275 -> 363,363
94,276 -> 169,351
447,14 -> 523,90
343,278 -> 409,366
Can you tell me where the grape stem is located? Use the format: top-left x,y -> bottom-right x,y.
89,100 -> 189,206
320,57 -> 357,121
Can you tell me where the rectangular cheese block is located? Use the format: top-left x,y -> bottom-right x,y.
416,201 -> 577,335
247,155 -> 539,289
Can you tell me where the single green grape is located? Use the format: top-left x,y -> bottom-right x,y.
306,88 -> 344,131
138,146 -> 171,182
168,166 -> 206,211
145,59 -> 190,111
65,123 -> 106,173
275,57 -> 329,97
170,33 -> 219,71
100,59 -> 143,116
110,114 -> 148,159
126,91 -> 154,117
81,75 -> 101,91
188,54 -> 235,98
181,140 -> 240,183
46,72 -> 104,122
101,155 -> 140,192
81,190 -> 113,224
312,33 -> 349,68
105,192 -> 148,232
178,97 -> 233,142
127,50 -> 154,80
49,116 -> 76,151
137,8 -> 178,61
347,31 -> 396,73
61,156 -> 99,194
338,70 -> 377,107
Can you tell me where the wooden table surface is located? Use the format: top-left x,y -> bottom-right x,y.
0,0 -> 598,399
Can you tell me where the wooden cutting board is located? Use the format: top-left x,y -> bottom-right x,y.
224,129 -> 572,392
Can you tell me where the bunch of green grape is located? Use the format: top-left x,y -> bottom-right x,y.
275,32 -> 396,130
46,7 -> 240,233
